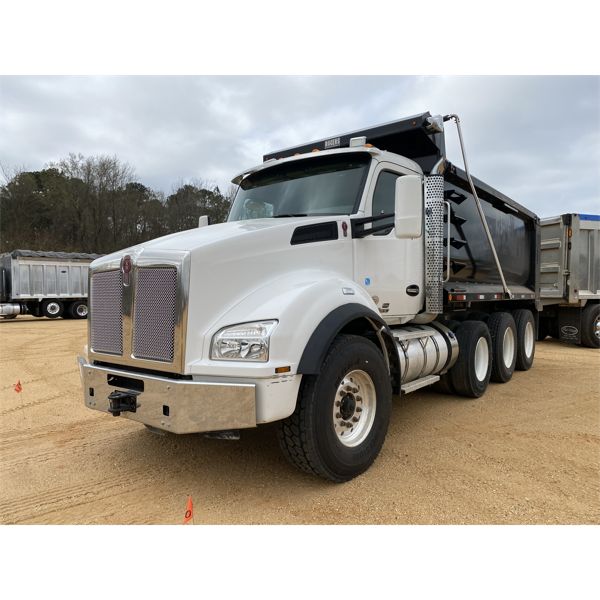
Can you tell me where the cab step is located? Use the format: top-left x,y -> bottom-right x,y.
401,374 -> 440,395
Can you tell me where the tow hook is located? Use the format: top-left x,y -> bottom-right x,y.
107,389 -> 140,417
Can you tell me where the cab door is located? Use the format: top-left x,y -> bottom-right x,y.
353,162 -> 424,322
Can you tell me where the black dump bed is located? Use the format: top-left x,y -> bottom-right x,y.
265,111 -> 539,299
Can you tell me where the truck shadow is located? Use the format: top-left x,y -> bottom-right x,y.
106,388 -> 470,492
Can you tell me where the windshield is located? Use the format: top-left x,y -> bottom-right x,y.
228,153 -> 371,221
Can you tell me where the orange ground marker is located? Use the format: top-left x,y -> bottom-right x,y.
14,380 -> 22,393
183,495 -> 194,524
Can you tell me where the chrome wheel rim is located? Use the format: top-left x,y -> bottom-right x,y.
594,315 -> 600,341
502,327 -> 516,368
333,370 -> 376,447
474,337 -> 489,381
524,321 -> 535,357
76,304 -> 88,317
46,302 -> 60,316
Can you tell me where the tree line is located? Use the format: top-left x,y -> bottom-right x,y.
0,153 -> 234,255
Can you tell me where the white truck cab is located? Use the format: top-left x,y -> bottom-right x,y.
80,112 -> 540,481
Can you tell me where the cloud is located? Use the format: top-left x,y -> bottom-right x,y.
0,75 -> 598,216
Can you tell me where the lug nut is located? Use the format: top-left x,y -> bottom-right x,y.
336,413 -> 341,419
346,422 -> 353,428
356,396 -> 362,402
352,417 -> 359,422
335,400 -> 341,407
356,407 -> 362,412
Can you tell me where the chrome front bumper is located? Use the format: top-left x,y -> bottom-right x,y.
78,358 -> 256,434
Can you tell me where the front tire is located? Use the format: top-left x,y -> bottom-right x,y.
277,334 -> 392,483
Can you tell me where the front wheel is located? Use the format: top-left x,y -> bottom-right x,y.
277,334 -> 392,483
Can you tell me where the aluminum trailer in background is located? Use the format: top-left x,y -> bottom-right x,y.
0,249 -> 101,320
538,213 -> 600,348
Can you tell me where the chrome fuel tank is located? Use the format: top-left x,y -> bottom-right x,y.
392,323 -> 458,384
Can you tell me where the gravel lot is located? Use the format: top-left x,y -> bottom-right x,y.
1,316 -> 598,524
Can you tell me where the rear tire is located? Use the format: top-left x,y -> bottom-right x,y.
41,300 -> 64,319
277,334 -> 392,482
488,312 -> 517,383
449,320 -> 492,398
580,304 -> 600,348
69,300 -> 88,319
513,309 -> 536,371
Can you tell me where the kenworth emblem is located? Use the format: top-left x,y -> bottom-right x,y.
121,255 -> 132,286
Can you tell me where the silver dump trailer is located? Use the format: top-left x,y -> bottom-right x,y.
538,214 -> 600,347
0,249 -> 101,320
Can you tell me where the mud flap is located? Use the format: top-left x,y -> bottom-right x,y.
558,307 -> 582,345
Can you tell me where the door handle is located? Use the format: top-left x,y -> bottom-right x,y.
406,284 -> 420,297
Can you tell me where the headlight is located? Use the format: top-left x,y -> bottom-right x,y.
211,320 -> 278,362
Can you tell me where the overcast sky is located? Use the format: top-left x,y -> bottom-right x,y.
1,76 -> 598,217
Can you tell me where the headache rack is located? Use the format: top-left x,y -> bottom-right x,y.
263,112 -> 446,173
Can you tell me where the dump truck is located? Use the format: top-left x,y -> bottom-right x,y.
79,112 -> 541,482
0,250 -> 100,319
538,213 -> 599,348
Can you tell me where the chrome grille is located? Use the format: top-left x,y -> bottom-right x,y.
132,267 -> 178,362
90,270 -> 123,355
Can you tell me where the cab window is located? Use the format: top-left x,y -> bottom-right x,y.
371,170 -> 400,235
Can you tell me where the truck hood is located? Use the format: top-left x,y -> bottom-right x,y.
95,217 -> 339,262
90,216 -> 356,371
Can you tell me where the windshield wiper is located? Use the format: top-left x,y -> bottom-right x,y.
273,213 -> 309,218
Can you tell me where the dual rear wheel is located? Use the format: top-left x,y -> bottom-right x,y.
437,309 -> 535,398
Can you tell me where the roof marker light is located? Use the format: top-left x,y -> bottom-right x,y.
349,136 -> 367,147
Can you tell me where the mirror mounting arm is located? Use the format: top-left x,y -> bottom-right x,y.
350,213 -> 395,238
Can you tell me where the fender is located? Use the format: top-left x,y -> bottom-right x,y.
297,303 -> 400,388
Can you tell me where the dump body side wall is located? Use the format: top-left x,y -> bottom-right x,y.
442,166 -> 538,298
540,213 -> 600,305
6,256 -> 92,301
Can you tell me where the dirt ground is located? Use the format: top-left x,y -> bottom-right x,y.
0,315 -> 598,525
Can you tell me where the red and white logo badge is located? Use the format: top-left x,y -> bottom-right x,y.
121,255 -> 132,286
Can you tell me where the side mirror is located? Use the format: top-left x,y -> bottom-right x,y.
198,215 -> 210,228
395,175 -> 423,239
